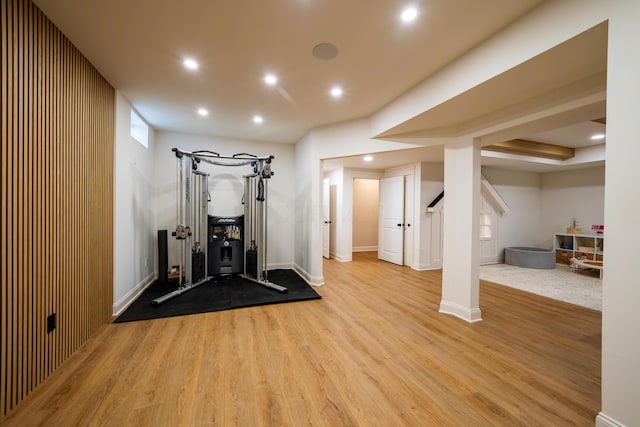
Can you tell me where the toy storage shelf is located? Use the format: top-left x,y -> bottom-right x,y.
554,232 -> 604,265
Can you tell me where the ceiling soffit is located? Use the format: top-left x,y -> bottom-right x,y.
374,22 -> 608,140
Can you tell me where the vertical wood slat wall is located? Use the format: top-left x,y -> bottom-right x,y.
1,0 -> 115,419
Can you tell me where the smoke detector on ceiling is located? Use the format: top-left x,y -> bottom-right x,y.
312,43 -> 339,61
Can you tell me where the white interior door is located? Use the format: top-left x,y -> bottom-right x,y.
403,175 -> 414,267
329,185 -> 337,256
378,176 -> 404,265
322,178 -> 330,259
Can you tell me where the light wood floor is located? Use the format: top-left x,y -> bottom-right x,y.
1,252 -> 601,426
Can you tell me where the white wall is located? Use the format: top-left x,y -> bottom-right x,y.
155,131 -> 295,271
422,165 -> 581,265
324,168 -> 383,261
419,162 -> 444,269
294,119 -> 418,282
482,167 -> 543,252
540,166 -> 605,246
481,167 -> 605,255
420,163 -> 532,267
113,92 -> 156,314
294,132 -> 325,284
353,179 -> 379,251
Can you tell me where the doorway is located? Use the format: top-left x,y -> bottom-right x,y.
322,177 -> 338,259
353,178 -> 379,252
322,167 -> 416,266
378,174 -> 414,266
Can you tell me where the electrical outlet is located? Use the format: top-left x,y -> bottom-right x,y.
47,313 -> 56,333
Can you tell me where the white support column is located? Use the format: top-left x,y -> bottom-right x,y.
439,137 -> 482,323
597,2 -> 640,425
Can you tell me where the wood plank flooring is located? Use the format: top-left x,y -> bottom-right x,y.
0,252 -> 601,426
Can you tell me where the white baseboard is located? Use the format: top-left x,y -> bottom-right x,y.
352,246 -> 377,252
439,300 -> 483,323
332,253 -> 352,262
293,263 -> 324,286
267,262 -> 293,270
480,257 -> 503,265
415,262 -> 443,271
113,272 -> 156,316
596,412 -> 625,427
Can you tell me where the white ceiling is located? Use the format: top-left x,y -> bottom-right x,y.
33,0 -> 607,174
323,145 -> 445,172
323,121 -> 606,173
33,0 -> 544,143
522,121 -> 605,149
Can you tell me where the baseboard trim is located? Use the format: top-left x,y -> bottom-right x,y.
596,412 -> 625,427
480,257 -> 502,265
415,263 -> 443,271
113,272 -> 156,316
353,246 -> 377,252
267,262 -> 293,270
439,300 -> 483,323
479,261 -> 502,266
332,253 -> 352,262
293,263 -> 324,286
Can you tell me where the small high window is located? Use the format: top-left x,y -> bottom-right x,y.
480,213 -> 492,239
130,109 -> 148,148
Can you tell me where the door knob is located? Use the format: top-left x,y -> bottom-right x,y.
397,223 -> 402,227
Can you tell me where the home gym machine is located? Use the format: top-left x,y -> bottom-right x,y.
152,147 -> 287,305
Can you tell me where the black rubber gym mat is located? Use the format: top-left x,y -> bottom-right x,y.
114,269 -> 321,323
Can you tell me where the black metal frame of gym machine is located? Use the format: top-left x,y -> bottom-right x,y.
152,147 -> 287,306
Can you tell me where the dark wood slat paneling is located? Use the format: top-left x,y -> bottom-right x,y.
1,0 -> 9,416
1,0 -> 115,419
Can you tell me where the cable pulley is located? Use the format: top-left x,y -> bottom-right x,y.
152,147 -> 287,306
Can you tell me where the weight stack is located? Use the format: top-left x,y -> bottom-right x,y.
246,248 -> 257,279
158,230 -> 168,283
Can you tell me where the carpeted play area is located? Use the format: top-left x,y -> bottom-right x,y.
114,269 -> 321,323
479,263 -> 601,311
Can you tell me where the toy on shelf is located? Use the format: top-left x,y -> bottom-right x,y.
566,216 -> 582,234
591,224 -> 604,236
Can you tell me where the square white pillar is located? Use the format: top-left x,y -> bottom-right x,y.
598,2 -> 640,425
440,137 -> 482,322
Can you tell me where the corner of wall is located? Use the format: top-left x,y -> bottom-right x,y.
293,263 -> 324,286
113,273 -> 156,315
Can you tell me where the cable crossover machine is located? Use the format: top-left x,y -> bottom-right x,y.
152,147 -> 287,305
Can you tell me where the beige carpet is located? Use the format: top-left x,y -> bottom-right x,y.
479,263 -> 602,311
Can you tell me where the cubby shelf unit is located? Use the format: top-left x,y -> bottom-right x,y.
553,232 -> 604,265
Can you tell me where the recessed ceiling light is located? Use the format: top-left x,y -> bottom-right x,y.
590,133 -> 606,140
330,86 -> 343,98
264,73 -> 278,86
363,155 -> 373,162
197,108 -> 208,117
400,7 -> 418,22
253,115 -> 264,124
183,58 -> 199,70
